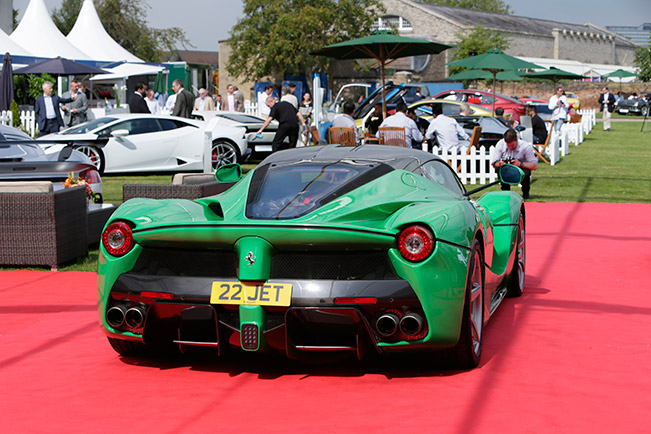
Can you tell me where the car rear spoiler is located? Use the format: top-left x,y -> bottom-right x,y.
0,137 -> 109,162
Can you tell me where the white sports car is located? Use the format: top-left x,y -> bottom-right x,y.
38,114 -> 248,174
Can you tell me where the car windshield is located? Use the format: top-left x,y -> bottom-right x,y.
246,161 -> 392,220
60,117 -> 118,135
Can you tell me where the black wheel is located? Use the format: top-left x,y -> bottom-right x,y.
107,337 -> 148,356
211,140 -> 239,169
641,106 -> 648,117
507,210 -> 526,297
77,145 -> 105,174
441,240 -> 484,369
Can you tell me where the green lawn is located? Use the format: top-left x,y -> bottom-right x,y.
467,120 -> 651,203
4,120 -> 649,272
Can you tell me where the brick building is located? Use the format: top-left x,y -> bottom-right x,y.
378,0 -> 641,82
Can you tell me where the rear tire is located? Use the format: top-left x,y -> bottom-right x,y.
507,210 -> 526,297
107,337 -> 148,356
440,240 -> 484,369
77,145 -> 105,174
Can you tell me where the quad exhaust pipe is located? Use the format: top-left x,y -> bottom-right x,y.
376,313 -> 400,337
376,312 -> 424,337
107,304 -> 147,329
399,312 -> 424,336
106,305 -> 127,328
125,305 -> 147,329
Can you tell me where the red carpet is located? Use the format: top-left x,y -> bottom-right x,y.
1,202 -> 650,433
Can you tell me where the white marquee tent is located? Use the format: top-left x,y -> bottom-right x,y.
517,56 -> 639,82
89,63 -> 165,81
10,0 -> 91,60
0,28 -> 33,57
67,0 -> 143,63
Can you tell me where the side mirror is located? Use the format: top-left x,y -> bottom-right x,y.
215,163 -> 242,183
498,164 -> 524,185
514,125 -> 526,132
111,129 -> 129,138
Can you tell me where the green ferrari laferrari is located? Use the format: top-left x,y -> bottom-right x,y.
98,145 -> 525,368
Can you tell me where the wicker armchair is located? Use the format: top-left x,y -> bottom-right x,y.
0,183 -> 88,268
123,173 -> 234,201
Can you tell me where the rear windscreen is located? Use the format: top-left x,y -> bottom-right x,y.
246,161 -> 392,220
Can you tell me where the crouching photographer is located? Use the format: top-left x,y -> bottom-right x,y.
491,128 -> 538,200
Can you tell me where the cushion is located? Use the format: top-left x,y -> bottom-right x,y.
0,181 -> 54,193
172,173 -> 217,185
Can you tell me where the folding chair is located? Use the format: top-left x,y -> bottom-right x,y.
309,125 -> 321,145
328,127 -> 356,146
533,120 -> 553,164
458,126 -> 481,172
378,127 -> 406,147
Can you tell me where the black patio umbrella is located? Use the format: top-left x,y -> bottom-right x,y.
13,56 -> 107,75
0,52 -> 14,112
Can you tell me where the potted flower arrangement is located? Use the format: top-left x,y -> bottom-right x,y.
63,172 -> 100,205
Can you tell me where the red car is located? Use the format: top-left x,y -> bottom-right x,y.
432,89 -> 527,124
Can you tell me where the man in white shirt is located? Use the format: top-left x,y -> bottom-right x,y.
491,128 -> 538,200
164,93 -> 176,114
548,86 -> 568,133
376,102 -> 422,148
145,89 -> 162,114
258,85 -> 274,117
331,101 -> 359,145
424,103 -> 469,153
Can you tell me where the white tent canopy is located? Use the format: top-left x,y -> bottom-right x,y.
517,56 -> 638,82
0,28 -> 33,57
90,63 -> 164,81
67,0 -> 142,63
11,0 -> 91,60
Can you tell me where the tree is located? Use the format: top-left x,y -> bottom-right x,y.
417,0 -> 512,14
51,0 -> 191,62
449,25 -> 509,75
227,0 -> 383,81
633,35 -> 651,82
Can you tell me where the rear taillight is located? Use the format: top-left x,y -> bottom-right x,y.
398,225 -> 434,262
80,168 -> 101,184
102,221 -> 134,257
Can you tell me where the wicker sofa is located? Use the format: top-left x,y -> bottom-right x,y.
123,173 -> 234,201
0,182 -> 88,268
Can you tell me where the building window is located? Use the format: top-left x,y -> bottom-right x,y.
372,15 -> 413,33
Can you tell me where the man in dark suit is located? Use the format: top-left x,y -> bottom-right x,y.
171,79 -> 194,118
128,82 -> 150,114
34,81 -> 74,136
598,86 -> 616,131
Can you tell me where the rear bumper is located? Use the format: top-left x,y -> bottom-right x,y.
102,274 -> 431,360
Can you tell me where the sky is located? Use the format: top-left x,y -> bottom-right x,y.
12,0 -> 650,51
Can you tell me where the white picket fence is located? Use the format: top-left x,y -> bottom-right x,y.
0,110 -> 11,126
540,109 -> 596,166
1,110 -> 37,137
431,145 -> 498,185
244,99 -> 259,116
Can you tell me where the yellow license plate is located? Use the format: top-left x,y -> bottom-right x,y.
210,281 -> 292,306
